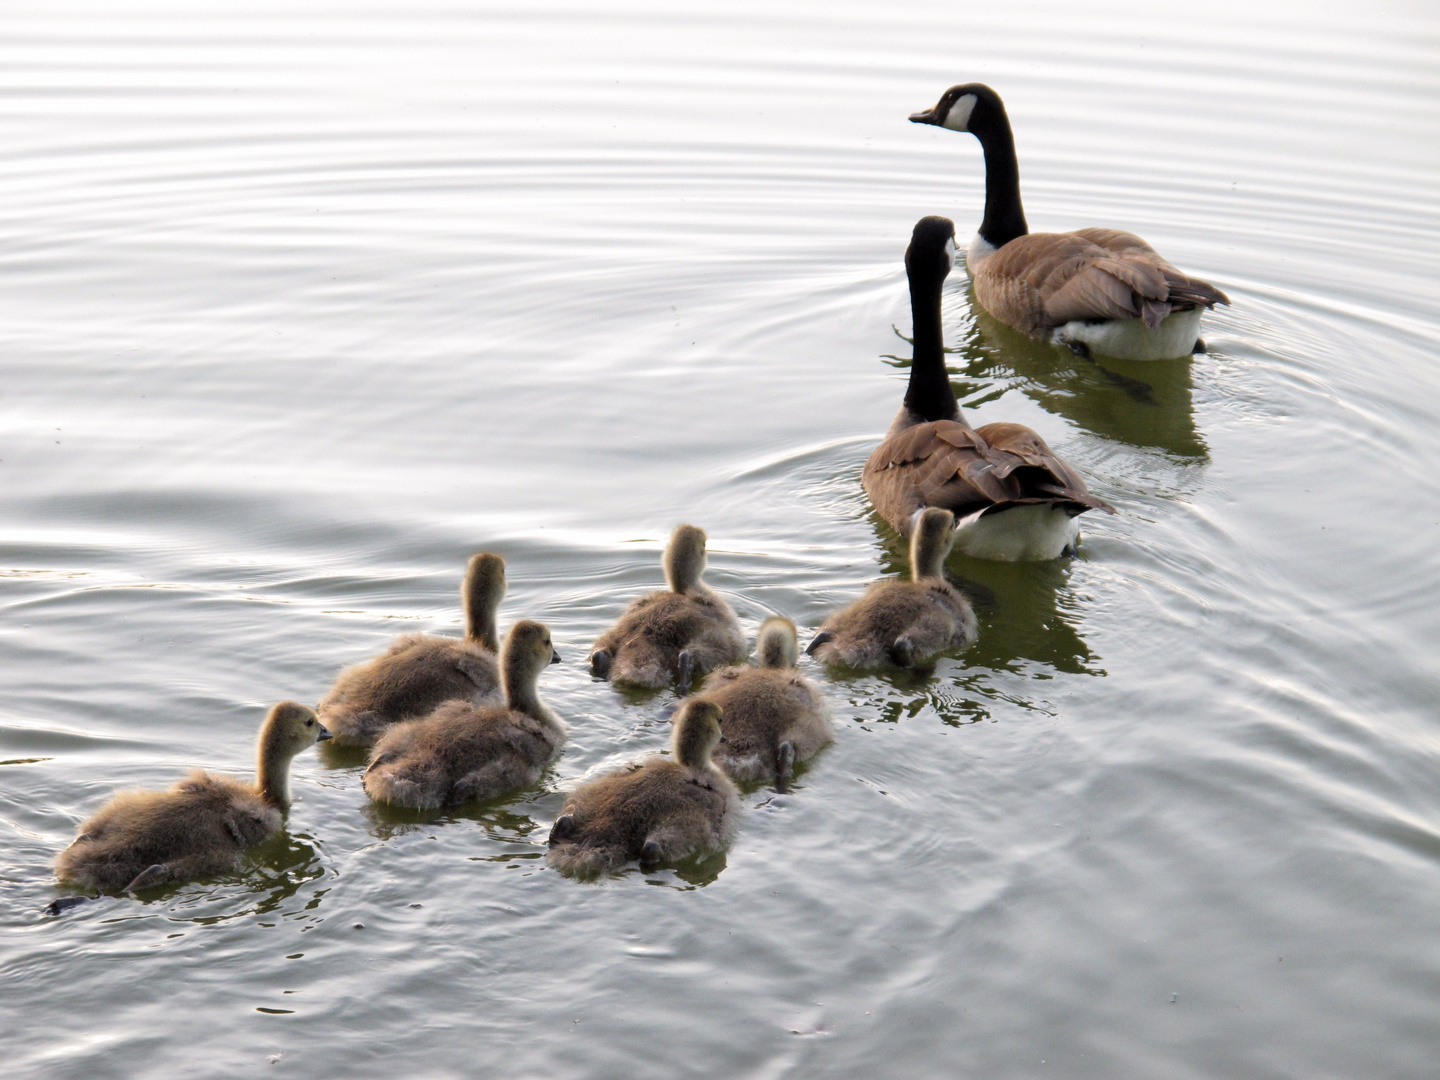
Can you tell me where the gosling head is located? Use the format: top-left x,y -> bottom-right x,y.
501,618 -> 561,704
910,507 -> 957,581
256,701 -> 330,808
756,616 -> 799,669
908,82 -> 1006,136
663,524 -> 708,593
261,701 -> 331,759
672,698 -> 725,770
462,552 -> 507,650
907,215 -> 958,287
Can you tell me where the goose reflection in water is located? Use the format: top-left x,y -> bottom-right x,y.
958,299 -> 1207,460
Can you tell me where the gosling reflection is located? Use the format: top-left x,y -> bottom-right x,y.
869,674 -> 1007,727
244,830 -> 326,917
666,849 -> 729,888
958,298 -> 1207,459
363,795 -> 546,848
318,740 -> 370,771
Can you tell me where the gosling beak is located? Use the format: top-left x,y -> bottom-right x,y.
909,106 -> 941,125
316,725 -> 333,742
550,648 -> 562,665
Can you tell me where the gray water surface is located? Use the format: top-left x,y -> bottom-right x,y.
3,1 -> 1439,1077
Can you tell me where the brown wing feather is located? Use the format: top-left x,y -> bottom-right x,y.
1160,267 -> 1229,309
972,423 -> 1115,515
1070,227 -> 1159,256
974,229 -> 1228,337
863,418 -> 1113,535
1041,261 -> 1146,325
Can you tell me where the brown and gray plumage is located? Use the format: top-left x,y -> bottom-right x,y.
52,702 -> 331,898
698,617 -> 833,788
910,83 -> 1227,361
862,216 -> 1113,561
588,525 -> 746,689
971,228 -> 1230,344
362,620 -> 564,809
547,699 -> 739,877
807,508 -> 977,670
319,552 -> 507,746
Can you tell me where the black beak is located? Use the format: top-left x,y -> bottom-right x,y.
550,648 -> 562,665
909,107 -> 941,125
316,725 -> 333,742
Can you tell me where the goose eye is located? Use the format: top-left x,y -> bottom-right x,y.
306,718 -> 314,727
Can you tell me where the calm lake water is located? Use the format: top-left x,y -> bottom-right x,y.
3,1 -> 1438,1076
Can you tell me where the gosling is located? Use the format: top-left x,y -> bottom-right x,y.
53,702 -> 330,898
547,698 -> 738,876
698,617 -> 833,790
319,552 -> 507,746
588,525 -> 746,689
807,507 -> 978,669
362,620 -> 564,809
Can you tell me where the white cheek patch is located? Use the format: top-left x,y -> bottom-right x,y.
945,237 -> 957,271
942,94 -> 977,132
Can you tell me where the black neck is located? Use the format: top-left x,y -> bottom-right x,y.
974,118 -> 1028,249
903,275 -> 958,423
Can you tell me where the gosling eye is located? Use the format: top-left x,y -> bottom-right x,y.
305,718 -> 314,727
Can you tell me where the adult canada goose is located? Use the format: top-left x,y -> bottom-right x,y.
362,620 -> 565,809
588,525 -> 746,689
864,216 -> 1114,560
698,617 -> 833,790
51,702 -> 330,903
547,698 -> 738,876
807,507 -> 977,669
910,83 -> 1228,361
319,553 -> 506,746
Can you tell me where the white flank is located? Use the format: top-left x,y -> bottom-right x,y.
1053,307 -> 1204,362
952,504 -> 1080,562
